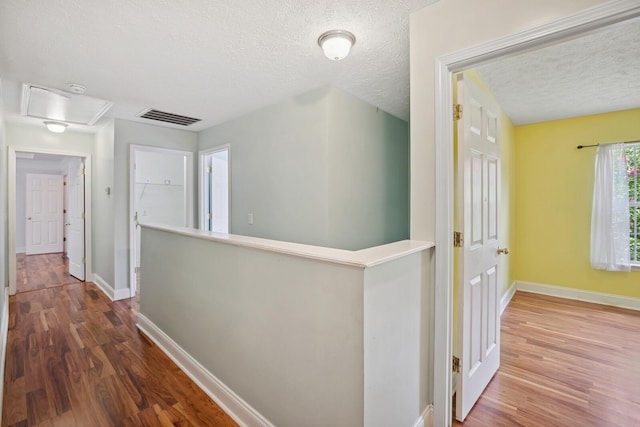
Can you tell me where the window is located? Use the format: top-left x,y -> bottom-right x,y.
627,144 -> 640,265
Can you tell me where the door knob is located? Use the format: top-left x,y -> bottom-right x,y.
497,247 -> 509,255
27,217 -> 32,220
65,223 -> 71,226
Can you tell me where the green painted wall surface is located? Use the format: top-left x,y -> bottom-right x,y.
198,86 -> 409,250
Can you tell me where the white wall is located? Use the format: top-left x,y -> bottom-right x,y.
0,81 -> 7,290
198,86 -> 409,250
93,121 -> 115,286
409,0 -> 608,241
15,158 -> 67,252
112,119 -> 197,291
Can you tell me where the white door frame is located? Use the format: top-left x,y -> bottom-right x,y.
129,144 -> 194,296
198,144 -> 231,232
8,146 -> 93,296
432,2 -> 640,426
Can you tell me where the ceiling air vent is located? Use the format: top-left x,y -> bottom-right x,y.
138,108 -> 201,126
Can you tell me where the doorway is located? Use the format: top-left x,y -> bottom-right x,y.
199,145 -> 230,233
432,4 -> 640,426
8,148 -> 92,295
129,145 -> 194,296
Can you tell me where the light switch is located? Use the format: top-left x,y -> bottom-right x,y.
248,213 -> 254,225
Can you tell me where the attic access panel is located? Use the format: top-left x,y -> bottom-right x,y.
21,84 -> 113,125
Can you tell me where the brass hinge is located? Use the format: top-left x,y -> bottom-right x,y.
63,182 -> 67,186
453,355 -> 460,373
454,231 -> 463,248
81,168 -> 86,175
453,103 -> 463,120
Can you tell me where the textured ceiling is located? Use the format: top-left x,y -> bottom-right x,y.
475,16 -> 640,125
0,0 -> 438,132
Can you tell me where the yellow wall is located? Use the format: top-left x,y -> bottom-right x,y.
514,108 -> 640,298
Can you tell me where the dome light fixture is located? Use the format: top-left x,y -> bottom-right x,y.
318,30 -> 356,61
44,121 -> 68,133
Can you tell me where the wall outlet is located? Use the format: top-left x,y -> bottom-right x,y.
248,213 -> 254,225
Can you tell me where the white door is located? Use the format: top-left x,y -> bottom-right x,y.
67,159 -> 85,280
201,147 -> 229,233
25,174 -> 64,255
455,75 -> 504,421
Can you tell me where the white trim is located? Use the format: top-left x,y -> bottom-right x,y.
92,273 -> 131,301
136,313 -> 274,427
15,247 -> 25,254
8,146 -> 93,296
129,145 -> 194,296
515,281 -> 640,311
0,287 -> 10,419
199,144 -> 231,232
500,282 -> 517,315
413,405 -> 434,427
433,2 -> 640,426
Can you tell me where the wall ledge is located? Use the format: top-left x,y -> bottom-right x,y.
515,280 -> 640,311
140,222 -> 434,269
137,314 -> 274,427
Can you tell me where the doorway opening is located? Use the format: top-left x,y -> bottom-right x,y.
199,145 -> 230,233
129,145 -> 194,296
433,4 -> 640,426
8,148 -> 92,296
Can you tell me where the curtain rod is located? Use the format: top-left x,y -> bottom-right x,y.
577,140 -> 640,149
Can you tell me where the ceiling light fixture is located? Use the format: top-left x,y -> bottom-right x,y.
318,30 -> 356,61
44,121 -> 68,133
67,83 -> 86,94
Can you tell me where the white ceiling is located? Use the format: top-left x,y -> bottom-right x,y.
0,0 -> 438,132
475,16 -> 640,125
1,2 -> 638,133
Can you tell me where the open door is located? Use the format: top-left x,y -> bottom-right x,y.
455,75 -> 505,421
67,158 -> 85,280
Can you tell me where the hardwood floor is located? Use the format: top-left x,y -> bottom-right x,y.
16,253 -> 81,294
2,281 -> 238,427
454,291 -> 640,426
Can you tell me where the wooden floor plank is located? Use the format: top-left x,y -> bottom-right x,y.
454,291 -> 640,426
4,254 -> 238,426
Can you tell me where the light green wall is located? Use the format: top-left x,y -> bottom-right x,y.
327,89 -> 409,250
93,121 -> 115,286
0,81 -> 7,291
198,86 -> 409,250
199,87 -> 331,246
112,119 -> 198,290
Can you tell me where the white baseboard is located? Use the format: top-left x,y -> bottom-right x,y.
500,282 -> 517,315
413,404 -> 434,427
0,287 -> 9,419
92,273 -> 131,301
15,247 -> 25,254
137,314 -> 274,427
515,280 -> 640,311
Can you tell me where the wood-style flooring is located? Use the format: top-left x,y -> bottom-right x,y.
454,291 -> 640,426
2,279 -> 238,426
16,253 -> 81,294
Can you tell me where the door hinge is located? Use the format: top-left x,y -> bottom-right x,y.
135,267 -> 140,274
207,166 -> 212,174
81,257 -> 86,264
454,231 -> 463,248
81,168 -> 86,175
63,181 -> 67,186
81,212 -> 85,220
453,355 -> 460,373
206,213 -> 212,220
453,103 -> 463,120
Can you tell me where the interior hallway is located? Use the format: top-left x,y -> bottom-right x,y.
3,261 -> 238,426
15,253 -> 81,294
454,292 -> 640,426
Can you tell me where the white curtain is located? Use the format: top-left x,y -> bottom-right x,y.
591,143 -> 631,271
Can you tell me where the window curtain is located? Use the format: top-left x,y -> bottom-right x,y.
591,143 -> 631,272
